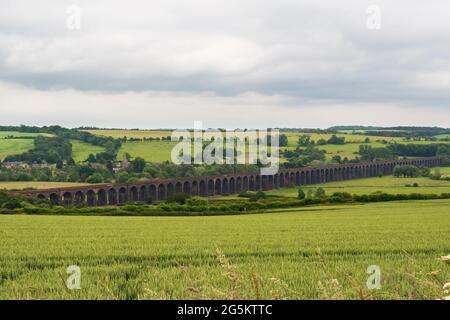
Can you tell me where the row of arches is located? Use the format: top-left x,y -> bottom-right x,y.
38,157 -> 441,206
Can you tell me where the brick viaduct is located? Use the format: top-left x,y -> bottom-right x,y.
13,157 -> 442,207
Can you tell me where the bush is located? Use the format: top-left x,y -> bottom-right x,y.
166,192 -> 191,205
186,197 -> 208,206
297,188 -> 306,200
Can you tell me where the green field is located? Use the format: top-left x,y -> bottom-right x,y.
0,200 -> 449,300
118,141 -> 177,162
0,131 -> 53,139
0,139 -> 34,160
267,172 -> 450,197
83,129 -> 172,139
70,140 -> 105,163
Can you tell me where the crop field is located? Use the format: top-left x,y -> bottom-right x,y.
0,200 -> 449,300
283,132 -> 403,148
70,140 -> 105,163
267,170 -> 450,197
0,181 -> 88,191
83,129 -> 172,139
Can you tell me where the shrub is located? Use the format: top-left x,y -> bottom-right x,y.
314,187 -> 326,199
186,197 -> 208,206
167,192 -> 191,204
297,188 -> 306,200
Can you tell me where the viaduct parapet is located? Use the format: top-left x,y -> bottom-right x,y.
12,157 -> 442,206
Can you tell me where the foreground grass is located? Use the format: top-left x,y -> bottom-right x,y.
0,200 -> 449,300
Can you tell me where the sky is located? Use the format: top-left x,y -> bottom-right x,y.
1,0 -> 450,129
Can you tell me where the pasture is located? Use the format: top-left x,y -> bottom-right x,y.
267,171 -> 450,197
0,139 -> 34,160
83,129 -> 172,139
0,200 -> 448,300
70,140 -> 105,163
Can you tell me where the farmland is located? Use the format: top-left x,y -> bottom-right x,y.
0,200 -> 449,300
0,140 -> 34,160
0,181 -> 88,191
70,140 -> 105,163
267,171 -> 450,197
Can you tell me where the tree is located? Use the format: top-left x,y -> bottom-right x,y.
130,157 -> 146,173
297,188 -> 306,199
86,154 -> 97,163
278,134 -> 289,147
314,187 -> 326,198
86,173 -> 104,184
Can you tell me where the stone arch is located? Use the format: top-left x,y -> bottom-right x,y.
74,191 -> 85,205
243,176 -> 249,191
158,184 -> 166,200
261,175 -> 268,190
255,176 -> 261,190
98,189 -> 107,206
139,186 -> 148,202
208,179 -> 214,195
183,181 -> 191,195
236,177 -> 242,193
199,180 -> 207,196
273,174 -> 279,188
108,188 -> 117,205
118,187 -> 127,204
279,173 -> 284,187
215,179 -> 222,195
229,178 -> 236,194
86,190 -> 96,206
175,182 -> 182,193
149,185 -> 157,202
37,194 -> 46,200
290,172 -> 295,186
268,175 -> 274,189
222,178 -> 230,195
167,183 -> 174,199
63,192 -> 72,206
249,176 -> 255,190
192,180 -> 199,196
50,193 -> 60,206
296,172 -> 300,185
130,186 -> 139,202
306,171 -> 311,184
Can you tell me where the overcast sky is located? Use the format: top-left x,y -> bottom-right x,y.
1,0 -> 450,129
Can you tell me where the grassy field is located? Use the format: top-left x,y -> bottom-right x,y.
0,181 -> 88,191
70,140 -> 105,163
0,139 -> 34,160
267,170 -> 450,197
83,129 -> 172,139
0,131 -> 53,138
118,141 -> 176,162
0,200 -> 448,300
